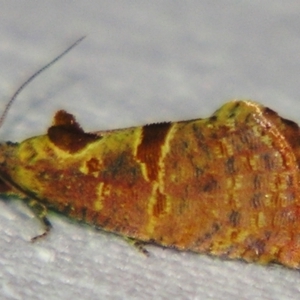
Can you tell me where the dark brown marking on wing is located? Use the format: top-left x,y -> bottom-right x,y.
248,239 -> 266,258
152,189 -> 167,217
286,175 -> 293,187
209,115 -> 218,122
137,122 -> 171,181
192,124 -> 211,158
253,174 -> 262,190
251,193 -> 262,209
261,153 -> 274,170
229,210 -> 240,227
86,158 -> 101,173
228,101 -> 241,118
225,156 -> 236,174
48,110 -> 101,154
194,223 -> 221,248
201,175 -> 218,192
102,152 -> 141,186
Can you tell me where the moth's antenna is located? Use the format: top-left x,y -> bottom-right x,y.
0,36 -> 86,129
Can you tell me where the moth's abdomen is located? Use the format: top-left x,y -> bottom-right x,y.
3,100 -> 300,268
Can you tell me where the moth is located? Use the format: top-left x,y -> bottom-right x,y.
1,39 -> 300,269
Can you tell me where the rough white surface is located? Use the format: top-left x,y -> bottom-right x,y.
0,1 -> 300,299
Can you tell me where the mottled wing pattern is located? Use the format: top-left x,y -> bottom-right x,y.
147,101 -> 300,267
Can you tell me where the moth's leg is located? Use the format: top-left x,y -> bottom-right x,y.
25,199 -> 52,242
124,237 -> 149,256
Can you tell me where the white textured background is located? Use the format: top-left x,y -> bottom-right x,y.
0,1 -> 300,299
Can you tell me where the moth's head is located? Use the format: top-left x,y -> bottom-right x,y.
0,141 -> 19,195
0,37 -> 86,197
0,150 -> 9,193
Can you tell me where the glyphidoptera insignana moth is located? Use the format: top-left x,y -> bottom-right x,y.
1,38 -> 300,269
